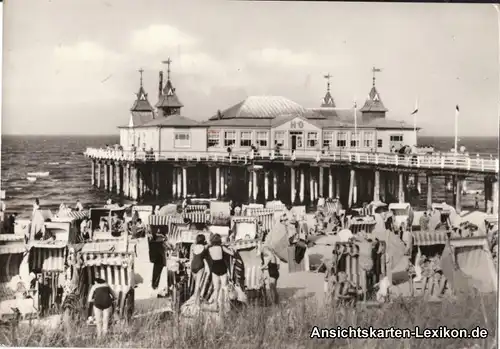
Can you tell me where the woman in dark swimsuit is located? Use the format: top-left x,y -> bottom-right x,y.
190,234 -> 207,305
261,246 -> 280,305
206,233 -> 230,310
88,276 -> 116,338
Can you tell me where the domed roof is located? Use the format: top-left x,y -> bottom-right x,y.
209,96 -> 307,120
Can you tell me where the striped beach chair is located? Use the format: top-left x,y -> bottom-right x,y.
182,212 -> 211,225
185,204 -> 208,213
0,236 -> 26,284
77,245 -> 135,320
348,217 -> 377,234
332,240 -> 387,301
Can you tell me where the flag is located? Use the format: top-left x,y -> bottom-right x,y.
373,67 -> 382,73
456,105 -> 460,113
411,99 -> 419,115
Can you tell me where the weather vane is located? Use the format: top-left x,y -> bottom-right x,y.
372,67 -> 382,87
138,68 -> 144,87
162,57 -> 172,80
324,73 -> 332,92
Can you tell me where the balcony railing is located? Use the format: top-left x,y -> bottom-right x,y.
84,147 -> 499,173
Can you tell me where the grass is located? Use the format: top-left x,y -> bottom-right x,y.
0,291 -> 497,349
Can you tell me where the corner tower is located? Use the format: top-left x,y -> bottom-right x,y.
155,57 -> 184,117
360,67 -> 388,120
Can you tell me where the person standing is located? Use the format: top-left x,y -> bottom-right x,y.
261,246 -> 280,305
87,275 -> 116,339
206,234 -> 230,311
75,200 -> 84,212
190,234 -> 208,305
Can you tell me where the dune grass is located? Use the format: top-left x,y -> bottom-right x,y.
0,291 -> 497,349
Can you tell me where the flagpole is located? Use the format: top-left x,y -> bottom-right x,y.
354,99 -> 358,152
454,106 -> 459,153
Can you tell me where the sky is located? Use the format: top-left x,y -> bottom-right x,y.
2,0 -> 499,136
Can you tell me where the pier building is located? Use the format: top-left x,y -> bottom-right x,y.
85,61 -> 499,212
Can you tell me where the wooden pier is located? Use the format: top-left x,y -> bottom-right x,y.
85,148 -> 499,213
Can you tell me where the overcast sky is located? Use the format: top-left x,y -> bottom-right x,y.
2,0 -> 499,136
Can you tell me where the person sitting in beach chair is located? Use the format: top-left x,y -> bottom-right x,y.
332,271 -> 357,306
80,217 -> 91,241
99,217 -> 109,232
110,213 -> 123,237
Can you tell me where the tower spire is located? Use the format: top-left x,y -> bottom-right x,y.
372,66 -> 382,87
320,73 -> 336,108
156,58 -> 183,115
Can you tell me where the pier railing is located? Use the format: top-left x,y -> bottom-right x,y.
84,147 -> 499,173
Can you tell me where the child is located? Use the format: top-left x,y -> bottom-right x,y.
88,275 -> 116,339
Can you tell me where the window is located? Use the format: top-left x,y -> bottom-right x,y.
174,131 -> 190,148
377,139 -> 383,148
307,132 -> 318,148
350,132 -> 360,148
337,132 -> 347,148
208,130 -> 220,147
274,131 -> 285,146
256,131 -> 268,147
224,131 -> 236,147
390,135 -> 404,142
323,131 -> 333,148
240,131 -> 252,147
363,132 -> 374,148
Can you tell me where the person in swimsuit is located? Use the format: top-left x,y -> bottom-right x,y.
206,234 -> 230,311
333,271 -> 355,305
190,234 -> 208,305
261,246 -> 280,305
88,275 -> 116,338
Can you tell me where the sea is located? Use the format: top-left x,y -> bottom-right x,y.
1,135 -> 498,218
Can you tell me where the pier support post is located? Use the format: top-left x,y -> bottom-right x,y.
493,180 -> 498,216
328,168 -> 333,199
182,167 -> 187,199
124,164 -> 129,198
374,170 -> 380,202
91,160 -> 95,186
115,164 -> 121,195
300,168 -> 305,204
348,169 -> 355,208
273,169 -> 278,200
138,170 -> 144,200
216,167 -> 221,199
129,167 -> 136,200
104,163 -> 109,191
97,162 -> 101,188
309,169 -> 314,203
398,173 -> 405,203
177,168 -> 182,199
248,170 -> 253,201
151,167 -> 156,198
291,167 -> 296,204
156,167 -> 160,198
253,170 -> 258,202
455,176 -> 462,213
264,171 -> 269,201
319,167 -> 324,199
426,175 -> 432,210
335,176 -> 340,200
109,163 -> 114,193
172,168 -> 177,199
220,168 -> 225,199
208,168 -> 213,198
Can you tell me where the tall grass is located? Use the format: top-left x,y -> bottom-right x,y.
0,291 -> 496,349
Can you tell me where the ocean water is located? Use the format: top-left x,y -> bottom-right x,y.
1,135 -> 498,218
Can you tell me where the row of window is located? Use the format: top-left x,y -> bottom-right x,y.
136,131 -> 405,149
207,130 -> 404,149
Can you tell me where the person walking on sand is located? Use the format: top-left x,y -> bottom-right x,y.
87,275 -> 116,339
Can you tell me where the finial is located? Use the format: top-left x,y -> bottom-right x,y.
138,68 -> 144,87
162,57 -> 172,80
324,73 -> 332,92
372,66 -> 382,87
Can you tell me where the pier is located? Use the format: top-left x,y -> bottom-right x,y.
85,148 -> 499,213
85,60 -> 499,213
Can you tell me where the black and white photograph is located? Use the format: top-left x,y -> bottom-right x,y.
0,1 -> 499,348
